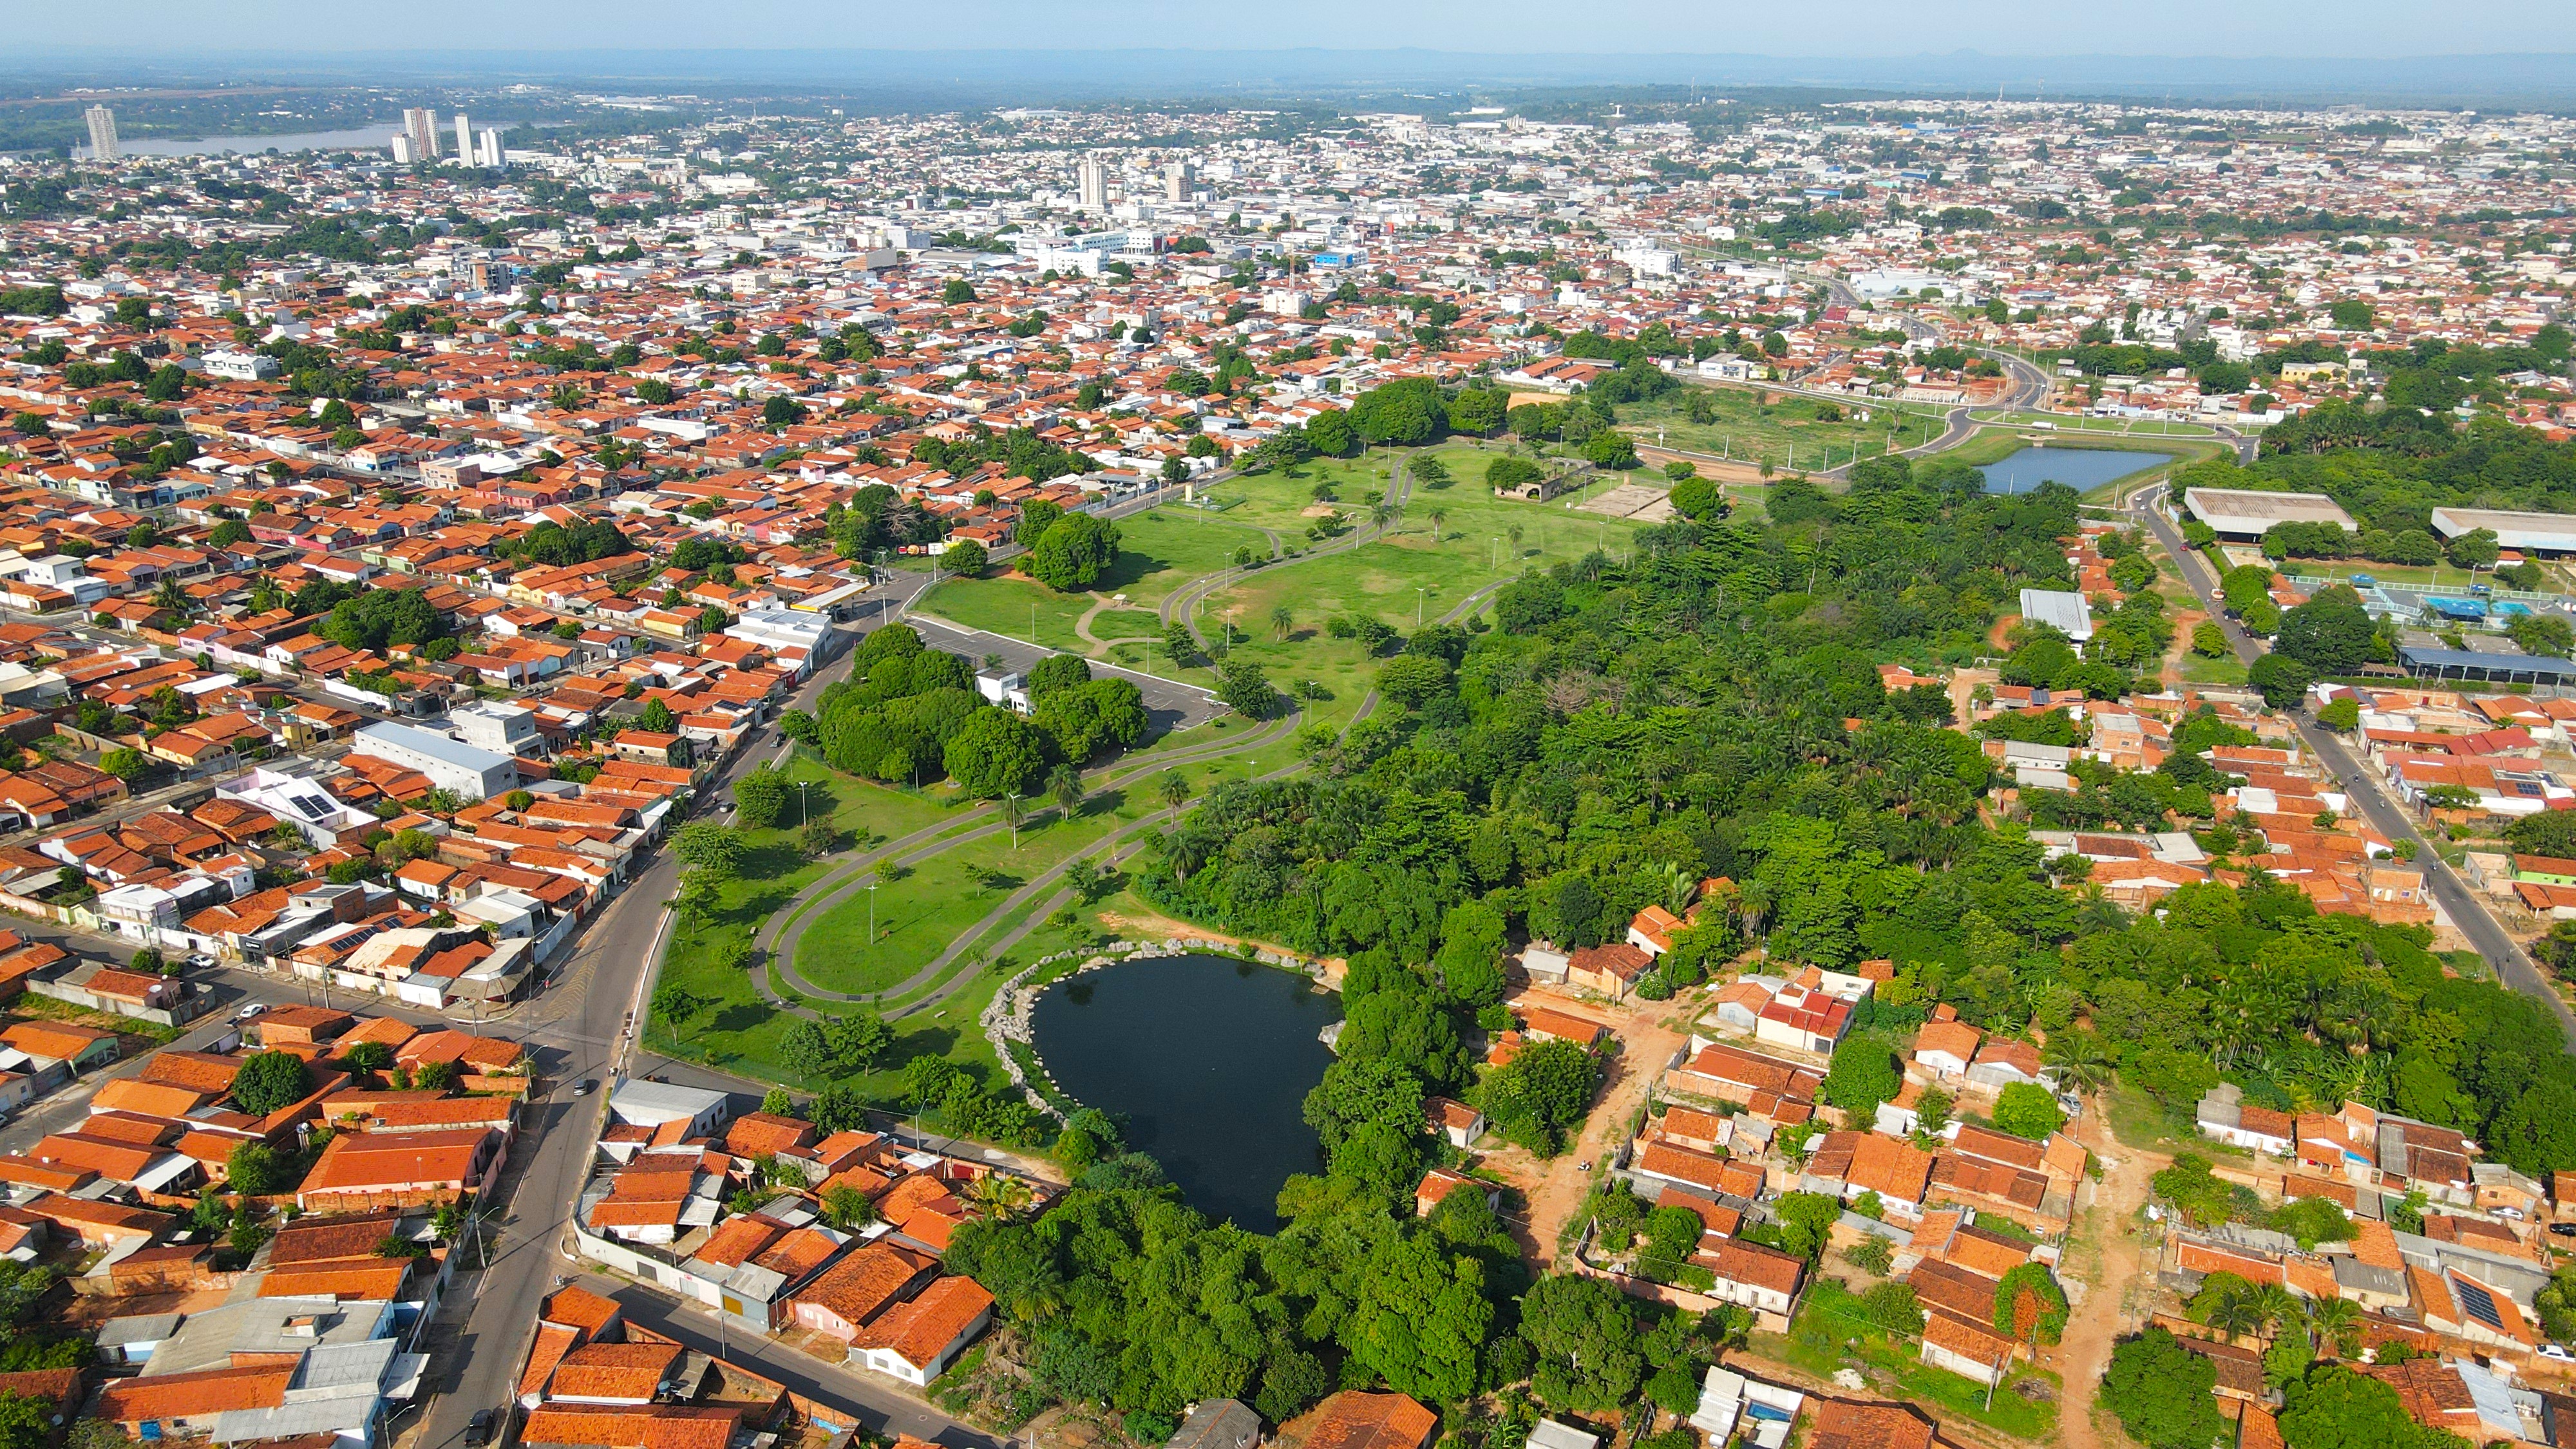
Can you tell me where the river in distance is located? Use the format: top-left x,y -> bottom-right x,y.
1979,445 -> 2174,495
108,125 -> 406,157
1030,953 -> 1341,1232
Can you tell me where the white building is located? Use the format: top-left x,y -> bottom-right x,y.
2018,588 -> 2094,645
84,106 -> 118,162
353,721 -> 516,802
449,701 -> 538,757
202,349 -> 281,381
2181,488 -> 2356,540
2429,507 -> 2576,556
402,108 -> 440,162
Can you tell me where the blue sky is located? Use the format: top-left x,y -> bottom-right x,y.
14,0 -> 2569,61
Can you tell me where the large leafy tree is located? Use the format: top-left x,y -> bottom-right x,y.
943,708 -> 1046,799
2271,585 -> 2376,675
1517,1273 -> 1645,1410
2101,1329 -> 2224,1449
1343,1229 -> 1490,1401
1023,513 -> 1122,591
232,1052 -> 314,1115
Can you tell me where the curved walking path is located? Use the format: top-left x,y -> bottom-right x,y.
1159,459 -> 1419,647
870,571 -> 1516,1022
752,708 -> 1303,1013
762,566 -> 1515,1027
1069,594 -> 1161,659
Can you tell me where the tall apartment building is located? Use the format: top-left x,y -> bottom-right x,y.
453,113 -> 473,164
1164,161 -> 1196,202
1076,157 -> 1109,213
82,106 -> 118,162
402,108 -> 440,162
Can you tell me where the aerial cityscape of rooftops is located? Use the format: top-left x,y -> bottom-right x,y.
17,32 -> 2576,1449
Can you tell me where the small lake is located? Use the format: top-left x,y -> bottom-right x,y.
1979,446 -> 2171,495
113,125 -> 405,157
1030,954 -> 1340,1231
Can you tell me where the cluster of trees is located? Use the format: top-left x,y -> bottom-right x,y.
1018,506 -> 1123,591
312,585 -> 451,657
1140,444 -> 2576,1184
795,627 -> 1146,795
913,424 -> 1088,485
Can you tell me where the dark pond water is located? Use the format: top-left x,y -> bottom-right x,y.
1979,445 -> 2171,495
1030,953 -> 1341,1231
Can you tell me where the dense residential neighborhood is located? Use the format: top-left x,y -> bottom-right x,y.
3,44 -> 2576,1449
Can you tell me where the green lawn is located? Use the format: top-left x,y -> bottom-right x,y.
915,509 -> 1276,656
2175,651 -> 2251,686
647,752 -> 967,1084
1981,411 -> 2222,439
1756,1277 -> 2059,1442
1620,384 -> 1946,471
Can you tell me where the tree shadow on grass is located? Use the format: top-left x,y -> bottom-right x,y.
717,886 -> 796,928
889,1023 -> 958,1064
1095,551 -> 1177,592
735,842 -> 808,880
709,1003 -> 772,1035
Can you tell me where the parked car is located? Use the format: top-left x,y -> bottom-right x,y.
2550,1222 -> 2576,1238
2543,1344 -> 2575,1363
234,1003 -> 267,1021
185,954 -> 215,971
572,1080 -> 596,1097
467,1410 -> 495,1445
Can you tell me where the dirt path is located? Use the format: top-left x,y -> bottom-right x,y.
1479,988 -> 1692,1267
2049,1101 -> 2171,1449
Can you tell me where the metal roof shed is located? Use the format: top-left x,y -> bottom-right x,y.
2019,589 -> 2094,643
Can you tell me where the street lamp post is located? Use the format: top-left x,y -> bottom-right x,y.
867,880 -> 880,944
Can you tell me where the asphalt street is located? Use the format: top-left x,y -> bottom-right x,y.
901,614 -> 1220,731
2126,480 -> 2576,1050
402,600 -> 990,1449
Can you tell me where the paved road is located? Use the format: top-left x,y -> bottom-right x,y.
606,1284 -> 1003,1449
2125,480 -> 2576,1050
901,614 -> 1220,732
406,625 -> 990,1449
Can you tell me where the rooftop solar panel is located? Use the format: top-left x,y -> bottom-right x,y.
2454,1276 -> 2503,1331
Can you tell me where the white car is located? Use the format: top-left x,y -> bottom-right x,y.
234,1003 -> 267,1022
2541,1344 -> 2574,1363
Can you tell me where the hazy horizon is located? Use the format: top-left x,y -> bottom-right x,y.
6,0 -> 2568,64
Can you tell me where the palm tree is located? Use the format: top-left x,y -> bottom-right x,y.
962,1173 -> 1037,1223
1048,764 -> 1083,820
2251,1284 -> 2303,1343
1658,860 -> 1697,916
2202,1285 -> 2262,1341
2042,1030 -> 2117,1099
152,578 -> 191,616
1508,524 -> 1526,557
1270,604 -> 1294,640
1157,769 -> 1192,822
1370,502 -> 1394,530
1427,506 -> 1447,541
2072,886 -> 2126,935
2306,1296 -> 2365,1359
